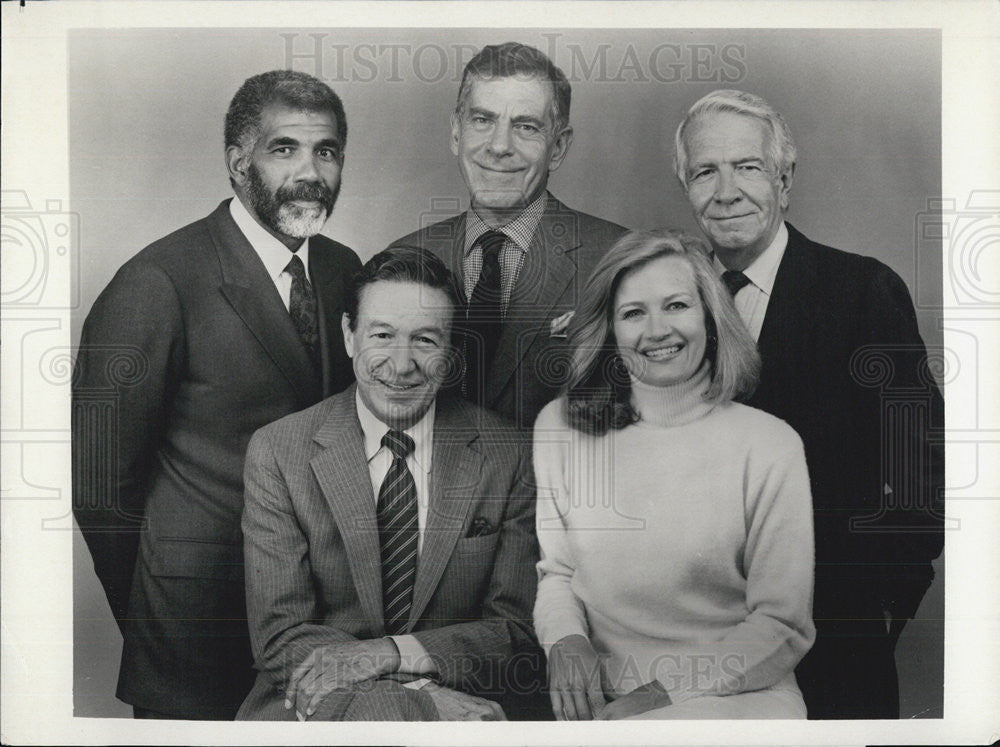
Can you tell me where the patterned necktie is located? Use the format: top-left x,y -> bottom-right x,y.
285,254 -> 321,374
376,429 -> 418,635
463,230 -> 507,404
722,270 -> 752,297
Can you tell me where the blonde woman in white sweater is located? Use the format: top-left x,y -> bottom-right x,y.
533,229 -> 815,720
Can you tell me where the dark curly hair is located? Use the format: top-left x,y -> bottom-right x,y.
224,69 -> 347,152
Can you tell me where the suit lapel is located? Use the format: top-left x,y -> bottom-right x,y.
415,212 -> 469,304
309,386 -> 385,634
407,397 -> 482,628
309,244 -> 345,398
449,213 -> 471,307
208,200 -> 321,405
308,390 -> 484,635
487,195 -> 581,405
752,222 -> 820,409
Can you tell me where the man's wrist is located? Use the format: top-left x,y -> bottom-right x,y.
402,677 -> 433,691
380,636 -> 402,675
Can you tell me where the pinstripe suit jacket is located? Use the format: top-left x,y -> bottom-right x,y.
236,385 -> 540,720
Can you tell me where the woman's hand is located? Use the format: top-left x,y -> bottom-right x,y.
596,680 -> 672,720
547,634 -> 606,720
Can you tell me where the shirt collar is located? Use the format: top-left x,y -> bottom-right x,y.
463,191 -> 548,256
354,388 -> 435,474
230,195 -> 310,281
712,220 -> 788,296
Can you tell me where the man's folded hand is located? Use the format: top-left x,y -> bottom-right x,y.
421,681 -> 506,721
285,638 -> 401,718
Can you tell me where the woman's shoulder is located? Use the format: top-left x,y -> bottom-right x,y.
716,401 -> 805,451
534,396 -> 571,433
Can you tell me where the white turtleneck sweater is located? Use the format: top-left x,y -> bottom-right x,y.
532,363 -> 816,708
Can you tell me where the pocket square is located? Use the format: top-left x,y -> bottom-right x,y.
467,517 -> 495,538
549,311 -> 574,339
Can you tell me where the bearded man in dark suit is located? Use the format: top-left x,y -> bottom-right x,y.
390,42 -> 627,430
673,89 -> 944,719
72,70 -> 361,720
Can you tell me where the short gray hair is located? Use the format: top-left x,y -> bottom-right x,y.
673,89 -> 796,186
455,42 -> 571,133
225,69 -> 347,152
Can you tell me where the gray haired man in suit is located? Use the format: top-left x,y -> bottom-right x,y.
236,247 -> 541,721
391,41 -> 627,429
673,89 -> 944,719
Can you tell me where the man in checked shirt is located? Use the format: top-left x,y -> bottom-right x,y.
391,41 -> 627,430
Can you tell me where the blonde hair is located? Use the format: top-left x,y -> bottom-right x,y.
564,229 -> 760,435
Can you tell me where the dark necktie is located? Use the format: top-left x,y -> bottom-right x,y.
722,270 -> 752,297
285,254 -> 320,374
376,429 -> 418,635
463,230 -> 507,404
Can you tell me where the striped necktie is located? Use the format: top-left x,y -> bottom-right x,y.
376,429 -> 418,635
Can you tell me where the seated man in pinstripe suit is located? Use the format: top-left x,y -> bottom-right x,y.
237,247 -> 542,721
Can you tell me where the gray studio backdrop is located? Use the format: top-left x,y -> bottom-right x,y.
70,27 -> 943,718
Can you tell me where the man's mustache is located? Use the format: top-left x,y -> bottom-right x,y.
277,181 -> 336,213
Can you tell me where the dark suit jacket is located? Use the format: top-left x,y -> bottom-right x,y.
391,193 -> 627,429
235,387 -> 540,720
746,223 -> 944,717
72,199 -> 361,719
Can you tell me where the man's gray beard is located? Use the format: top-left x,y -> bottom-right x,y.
274,202 -> 329,239
244,160 -> 338,239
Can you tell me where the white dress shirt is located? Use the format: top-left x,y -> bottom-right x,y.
229,197 -> 310,311
713,221 -> 788,342
355,390 -> 436,676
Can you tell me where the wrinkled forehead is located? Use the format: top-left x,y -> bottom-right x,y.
463,73 -> 557,112
684,110 -> 773,154
255,104 -> 340,139
356,280 -> 456,327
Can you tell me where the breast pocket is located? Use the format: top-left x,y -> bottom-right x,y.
435,532 -> 502,612
148,536 -> 244,581
453,532 -> 500,557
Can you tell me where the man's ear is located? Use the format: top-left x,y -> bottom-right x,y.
450,112 -> 461,157
546,125 -> 574,174
778,163 -> 795,211
225,145 -> 251,188
341,313 -> 355,358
